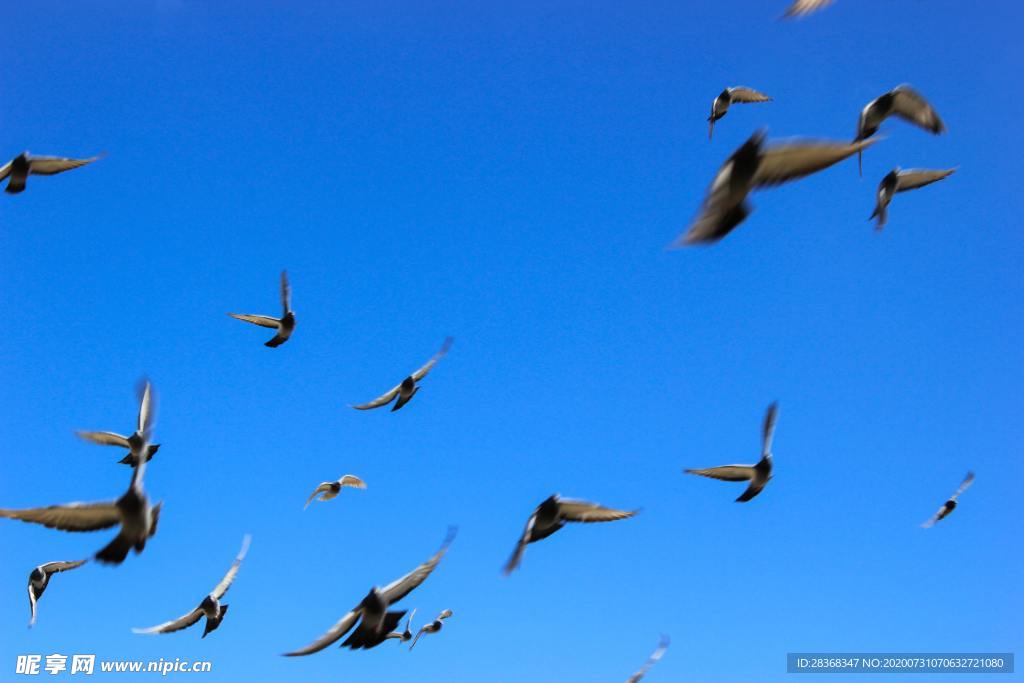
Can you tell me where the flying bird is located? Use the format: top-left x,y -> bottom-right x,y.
409,609 -> 452,651
871,167 -> 956,230
1,383 -> 162,565
384,609 -> 417,643
283,528 -> 457,656
684,402 -> 778,502
133,535 -> 251,638
228,270 -> 296,348
922,472 -> 975,528
673,130 -> 878,246
27,560 -> 87,628
304,475 -> 367,510
782,0 -> 834,18
0,152 -> 101,194
708,87 -> 771,140
76,379 -> 160,467
503,495 -> 637,575
351,337 -> 453,412
625,635 -> 670,683
855,85 -> 945,174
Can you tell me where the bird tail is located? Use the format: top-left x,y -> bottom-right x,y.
202,605 -> 228,638
858,149 -> 863,177
870,203 -> 887,230
95,532 -> 133,565
392,387 -> 418,412
4,175 -> 26,194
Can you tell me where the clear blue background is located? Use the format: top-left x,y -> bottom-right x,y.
1,1 -> 1021,682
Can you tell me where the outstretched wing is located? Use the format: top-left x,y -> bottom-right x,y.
40,560 -> 88,575
410,625 -> 429,650
76,431 -> 131,448
728,87 -> 771,103
782,0 -> 833,18
754,138 -> 878,187
228,313 -> 281,329
137,379 -> 155,436
381,527 -> 457,604
890,86 -> 945,134
950,471 -> 975,500
351,384 -> 401,410
411,337 -> 454,381
626,635 -> 670,683
28,584 -> 38,627
280,270 -> 291,314
283,610 -> 361,656
211,534 -> 252,599
503,510 -> 538,576
895,168 -> 956,193
132,608 -> 205,635
304,482 -> 333,509
0,502 -> 121,532
684,465 -> 755,482
0,160 -> 11,181
762,402 -> 779,457
557,500 -> 637,523
28,155 -> 100,175
339,475 -> 367,489
674,157 -> 753,247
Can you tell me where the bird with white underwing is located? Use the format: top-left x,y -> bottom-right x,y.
0,152 -> 101,194
77,379 -> 160,467
304,475 -> 366,510
27,560 -> 88,628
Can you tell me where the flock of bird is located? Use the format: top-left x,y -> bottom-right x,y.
0,4 -> 977,681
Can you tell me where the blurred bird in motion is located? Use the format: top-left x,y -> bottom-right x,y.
77,379 -> 160,467
708,87 -> 771,140
684,402 -> 778,502
855,85 -> 946,174
228,270 -> 296,348
304,475 -> 367,509
922,472 -> 974,528
351,337 -> 453,412
871,167 -> 956,230
782,0 -> 834,18
625,635 -> 670,683
409,609 -> 452,650
27,560 -> 88,628
0,151 -> 101,194
384,609 -> 417,643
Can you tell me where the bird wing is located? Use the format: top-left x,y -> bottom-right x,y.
411,337 -> 455,381
227,313 -> 281,329
0,160 -> 11,181
762,402 -> 779,457
736,475 -> 769,502
951,471 -> 975,500
339,474 -> 367,489
921,505 -> 945,529
381,527 -> 457,604
304,483 -> 333,509
132,608 -> 205,635
0,502 -> 121,531
684,465 -> 755,482
410,625 -> 429,650
351,383 -> 401,410
40,560 -> 88,575
136,379 -> 154,436
753,138 -> 878,187
28,583 -> 38,627
280,270 -> 291,314
890,86 -> 945,134
728,87 -> 771,103
557,500 -> 637,523
674,158 -> 752,247
895,168 -> 956,192
626,635 -> 670,683
76,431 -> 131,448
211,534 -> 252,599
27,155 -> 100,175
283,610 -> 361,656
503,510 -> 538,575
782,0 -> 833,18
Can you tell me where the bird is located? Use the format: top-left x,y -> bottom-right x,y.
283,527 -> 457,656
708,87 -> 771,140
673,130 -> 878,246
384,609 -> 417,643
409,609 -> 452,650
228,270 -> 296,348
782,0 -> 834,18
76,379 -> 160,467
132,535 -> 251,638
922,472 -> 975,528
503,495 -> 637,575
27,560 -> 88,628
855,85 -> 945,174
351,337 -> 454,412
0,383 -> 162,565
870,167 -> 956,230
0,152 -> 101,194
304,475 -> 367,510
625,635 -> 670,683
684,402 -> 778,503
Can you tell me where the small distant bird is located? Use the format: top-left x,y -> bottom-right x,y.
674,130 -> 877,246
283,528 -> 456,655
503,495 -> 637,575
922,472 -> 975,528
27,560 -> 87,628
625,635 -> 670,683
384,609 -> 417,643
351,337 -> 453,412
0,152 -> 100,194
133,535 -> 251,638
871,167 -> 956,230
304,475 -> 367,510
77,379 -> 160,467
782,0 -> 834,18
0,382 -> 162,565
708,87 -> 771,140
685,402 -> 778,503
855,85 -> 945,174
409,609 -> 452,650
228,270 -> 296,348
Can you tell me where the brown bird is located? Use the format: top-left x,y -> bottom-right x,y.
922,472 -> 975,528
782,0 -> 834,18
684,402 -> 778,503
625,635 -> 670,683
132,535 -> 251,638
0,152 -> 100,194
871,167 -> 956,230
76,379 -> 160,467
855,85 -> 945,174
673,131 -> 877,246
503,495 -> 637,575
228,270 -> 296,348
351,337 -> 453,412
304,475 -> 367,510
27,560 -> 88,628
708,87 -> 771,140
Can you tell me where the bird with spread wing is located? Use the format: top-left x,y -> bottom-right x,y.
351,337 -> 453,412
228,270 -> 296,348
684,402 -> 778,503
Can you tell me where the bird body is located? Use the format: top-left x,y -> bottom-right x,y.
352,337 -> 453,412
228,270 -> 295,347
0,151 -> 100,194
685,402 -> 778,502
304,475 -> 367,509
871,167 -> 956,229
27,560 -> 87,627
708,87 -> 771,139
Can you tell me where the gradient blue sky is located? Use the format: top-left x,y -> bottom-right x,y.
2,1 -> 1022,682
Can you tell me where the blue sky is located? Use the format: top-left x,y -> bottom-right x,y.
1,1 -> 1022,681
